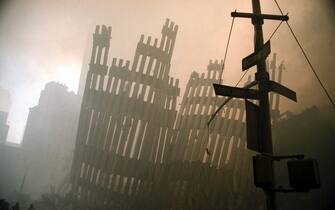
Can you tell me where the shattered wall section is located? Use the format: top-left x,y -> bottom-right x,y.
167,54 -> 283,209
70,19 -> 180,210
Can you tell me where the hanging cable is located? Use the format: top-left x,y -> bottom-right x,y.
204,15 -> 237,156
207,15 -> 236,131
234,70 -> 248,87
218,14 -> 236,84
273,0 -> 284,14
269,19 -> 284,40
273,0 -> 335,108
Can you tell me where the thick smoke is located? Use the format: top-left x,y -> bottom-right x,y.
0,0 -> 333,140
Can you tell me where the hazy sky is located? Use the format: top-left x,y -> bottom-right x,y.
0,0 -> 334,143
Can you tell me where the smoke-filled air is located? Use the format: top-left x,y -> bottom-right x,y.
0,0 -> 334,210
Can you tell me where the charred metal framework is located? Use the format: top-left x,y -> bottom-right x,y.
71,19 -> 283,209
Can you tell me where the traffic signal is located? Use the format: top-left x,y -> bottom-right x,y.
287,159 -> 320,191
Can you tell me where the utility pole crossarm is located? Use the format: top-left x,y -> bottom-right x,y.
231,11 -> 289,21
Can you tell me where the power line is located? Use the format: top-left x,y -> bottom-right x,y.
202,16 -> 237,156
273,0 -> 335,108
269,19 -> 284,40
234,70 -> 248,87
208,16 -> 236,130
218,15 -> 236,84
273,0 -> 284,15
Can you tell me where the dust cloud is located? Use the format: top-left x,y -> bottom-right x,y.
0,0 -> 334,143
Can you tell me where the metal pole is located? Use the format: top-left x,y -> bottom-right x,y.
251,0 -> 276,209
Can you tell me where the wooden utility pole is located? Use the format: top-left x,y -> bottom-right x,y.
213,1 -> 294,210
251,0 -> 276,209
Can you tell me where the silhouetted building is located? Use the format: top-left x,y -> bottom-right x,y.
0,87 -> 25,200
21,82 -> 81,199
0,87 -> 11,144
0,87 -> 11,113
0,111 -> 9,144
0,142 -> 25,199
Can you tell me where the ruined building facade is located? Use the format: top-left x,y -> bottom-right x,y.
71,19 -> 283,210
71,19 -> 179,209
21,82 -> 81,198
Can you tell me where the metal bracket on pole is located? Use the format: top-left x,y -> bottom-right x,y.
260,153 -> 305,161
268,188 -> 309,193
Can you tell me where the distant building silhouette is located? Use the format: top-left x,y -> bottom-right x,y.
0,111 -> 9,144
0,87 -> 24,199
0,141 -> 25,199
0,87 -> 11,113
21,82 -> 81,199
0,87 -> 11,144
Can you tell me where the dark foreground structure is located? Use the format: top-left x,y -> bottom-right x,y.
70,19 -> 284,210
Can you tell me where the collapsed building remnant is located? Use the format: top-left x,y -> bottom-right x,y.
70,19 -> 283,210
